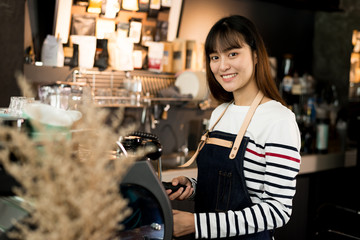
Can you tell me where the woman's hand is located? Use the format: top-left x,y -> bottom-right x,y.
173,210 -> 195,237
165,176 -> 193,201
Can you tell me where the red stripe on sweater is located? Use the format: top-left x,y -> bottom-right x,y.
246,148 -> 265,157
266,152 -> 300,163
246,148 -> 300,163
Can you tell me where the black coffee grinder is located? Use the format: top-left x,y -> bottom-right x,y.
117,131 -> 173,240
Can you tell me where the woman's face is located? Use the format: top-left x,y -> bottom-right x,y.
209,42 -> 257,97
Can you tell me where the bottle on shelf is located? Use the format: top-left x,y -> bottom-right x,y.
315,106 -> 330,154
124,71 -> 134,105
279,54 -> 299,106
299,98 -> 316,154
132,76 -> 142,106
124,72 -> 142,106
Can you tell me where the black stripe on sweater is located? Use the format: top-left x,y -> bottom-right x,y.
269,208 -> 277,229
267,161 -> 299,172
264,180 -> 296,190
244,166 -> 266,176
265,142 -> 298,152
245,157 -> 266,167
245,176 -> 296,191
249,139 -> 298,153
248,139 -> 265,149
262,197 -> 293,210
225,211 -> 230,238
267,201 -> 286,226
258,204 -> 268,230
216,212 -> 220,238
235,211 -> 241,235
206,212 -> 211,238
265,171 -> 296,181
196,213 -> 201,238
241,210 -> 248,235
250,207 -> 258,233
265,190 -> 294,199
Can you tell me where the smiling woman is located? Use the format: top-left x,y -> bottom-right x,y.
165,15 -> 301,240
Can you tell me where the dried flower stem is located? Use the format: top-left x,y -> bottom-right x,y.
0,74 -> 145,240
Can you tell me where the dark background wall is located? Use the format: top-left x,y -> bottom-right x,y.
0,0 -> 24,107
313,0 -> 360,106
0,0 -> 55,108
179,0 -> 316,81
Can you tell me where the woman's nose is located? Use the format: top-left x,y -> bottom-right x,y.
219,59 -> 230,71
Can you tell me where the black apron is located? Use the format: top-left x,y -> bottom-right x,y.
182,91 -> 271,239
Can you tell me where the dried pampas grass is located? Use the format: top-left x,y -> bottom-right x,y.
0,74 -> 143,240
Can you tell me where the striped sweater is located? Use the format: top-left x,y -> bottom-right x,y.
191,100 -> 301,239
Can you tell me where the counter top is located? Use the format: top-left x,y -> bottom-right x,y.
299,149 -> 357,175
161,167 -> 198,182
161,149 -> 358,181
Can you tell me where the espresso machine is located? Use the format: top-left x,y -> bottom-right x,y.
0,132 -> 174,240
116,132 -> 173,240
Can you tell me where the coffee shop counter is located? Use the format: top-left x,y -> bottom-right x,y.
161,149 -> 358,182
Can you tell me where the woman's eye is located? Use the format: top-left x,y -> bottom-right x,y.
210,55 -> 219,61
229,52 -> 238,57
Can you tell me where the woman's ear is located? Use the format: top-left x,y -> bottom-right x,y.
253,52 -> 258,64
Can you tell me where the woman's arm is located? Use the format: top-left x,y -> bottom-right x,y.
172,210 -> 196,237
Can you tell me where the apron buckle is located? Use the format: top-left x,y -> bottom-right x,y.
199,130 -> 209,151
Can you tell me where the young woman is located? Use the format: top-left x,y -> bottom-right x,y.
167,15 -> 301,239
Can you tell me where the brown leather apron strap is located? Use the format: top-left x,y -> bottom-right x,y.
207,137 -> 233,148
178,132 -> 208,168
179,91 -> 264,167
178,101 -> 233,168
229,91 -> 264,159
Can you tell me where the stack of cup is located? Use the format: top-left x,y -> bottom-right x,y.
8,96 -> 35,117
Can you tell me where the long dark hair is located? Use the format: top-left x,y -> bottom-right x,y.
205,15 -> 285,105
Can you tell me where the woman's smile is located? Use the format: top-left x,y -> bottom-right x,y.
221,73 -> 238,81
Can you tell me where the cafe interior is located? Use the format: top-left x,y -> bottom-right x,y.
0,0 -> 360,239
